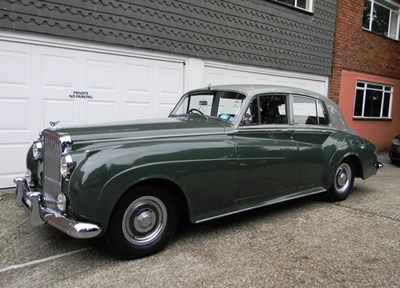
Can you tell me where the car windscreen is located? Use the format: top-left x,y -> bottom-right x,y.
171,91 -> 246,123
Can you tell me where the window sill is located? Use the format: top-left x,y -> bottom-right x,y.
361,28 -> 399,42
353,117 -> 392,121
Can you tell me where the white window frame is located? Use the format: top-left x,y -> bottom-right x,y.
353,81 -> 394,119
274,0 -> 314,13
363,0 -> 400,40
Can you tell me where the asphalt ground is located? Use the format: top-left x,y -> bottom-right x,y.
0,152 -> 399,287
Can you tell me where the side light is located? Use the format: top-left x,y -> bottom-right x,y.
56,193 -> 68,212
60,153 -> 74,179
32,140 -> 43,160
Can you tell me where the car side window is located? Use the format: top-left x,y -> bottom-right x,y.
293,96 -> 330,125
242,94 -> 288,125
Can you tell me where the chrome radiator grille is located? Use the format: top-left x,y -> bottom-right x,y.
42,130 -> 62,210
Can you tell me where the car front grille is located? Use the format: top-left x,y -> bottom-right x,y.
42,130 -> 63,210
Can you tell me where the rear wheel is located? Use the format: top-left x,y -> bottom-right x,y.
106,185 -> 179,259
327,159 -> 354,202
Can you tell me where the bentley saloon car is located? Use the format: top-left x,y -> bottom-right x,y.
15,85 -> 382,259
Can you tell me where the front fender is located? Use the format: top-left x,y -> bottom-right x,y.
95,163 -> 183,232
67,143 -> 171,226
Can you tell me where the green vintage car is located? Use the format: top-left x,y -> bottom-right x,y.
15,85 -> 382,259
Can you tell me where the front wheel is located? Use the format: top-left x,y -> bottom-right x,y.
106,185 -> 179,259
327,159 -> 354,202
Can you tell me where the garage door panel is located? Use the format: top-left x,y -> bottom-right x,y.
87,101 -> 117,124
86,59 -> 116,91
0,98 -> 29,129
158,65 -> 184,116
159,103 -> 175,117
43,100 -> 77,127
41,54 -> 75,88
125,63 -> 152,93
0,49 -> 29,85
0,143 -> 31,186
0,144 -> 29,173
126,102 -> 151,120
204,69 -> 227,85
159,66 -> 183,94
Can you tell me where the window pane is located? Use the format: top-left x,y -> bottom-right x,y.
293,96 -> 317,125
382,92 -> 391,117
188,94 -> 213,115
367,83 -> 384,90
354,89 -> 364,116
297,0 -> 307,9
217,92 -> 246,122
371,3 -> 390,36
364,90 -> 383,117
363,0 -> 372,29
389,11 -> 399,39
259,94 -> 288,124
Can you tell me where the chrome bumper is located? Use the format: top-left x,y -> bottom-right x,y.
14,177 -> 102,239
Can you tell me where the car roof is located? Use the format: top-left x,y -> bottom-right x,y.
188,84 -> 326,100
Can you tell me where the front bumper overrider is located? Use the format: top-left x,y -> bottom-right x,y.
14,177 -> 102,239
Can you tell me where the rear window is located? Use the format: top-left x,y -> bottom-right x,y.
293,96 -> 329,125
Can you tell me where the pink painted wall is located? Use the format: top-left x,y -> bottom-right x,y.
338,70 -> 400,151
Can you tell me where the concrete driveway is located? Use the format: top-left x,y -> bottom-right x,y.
0,153 -> 399,287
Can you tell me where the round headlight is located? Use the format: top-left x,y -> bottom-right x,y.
56,193 -> 68,212
60,153 -> 74,179
32,140 -> 43,160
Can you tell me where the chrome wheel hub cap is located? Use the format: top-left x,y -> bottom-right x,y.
122,196 -> 167,246
135,210 -> 156,233
338,171 -> 348,187
335,163 -> 352,193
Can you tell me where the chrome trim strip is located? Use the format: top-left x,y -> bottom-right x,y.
195,189 -> 324,224
14,177 -> 102,239
75,130 -> 231,145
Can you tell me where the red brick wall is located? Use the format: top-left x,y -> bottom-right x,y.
328,0 -> 400,103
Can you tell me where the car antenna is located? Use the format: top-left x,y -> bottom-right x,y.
208,83 -> 212,90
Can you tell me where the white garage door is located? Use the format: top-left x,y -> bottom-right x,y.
0,40 -> 184,188
204,64 -> 328,95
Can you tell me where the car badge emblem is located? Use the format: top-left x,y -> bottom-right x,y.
50,121 -> 60,126
49,121 -> 60,129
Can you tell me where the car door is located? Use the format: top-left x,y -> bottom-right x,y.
291,95 -> 332,190
233,94 -> 298,202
